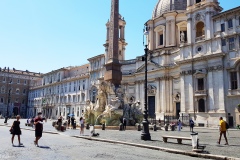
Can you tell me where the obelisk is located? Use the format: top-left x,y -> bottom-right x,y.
104,0 -> 122,86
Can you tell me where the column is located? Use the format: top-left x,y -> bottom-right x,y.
218,69 -> 225,111
155,78 -> 161,113
160,79 -> 166,113
140,82 -> 144,108
171,19 -> 176,45
135,81 -> 139,101
187,17 -> 192,44
233,17 -> 236,33
166,21 -> 170,46
123,26 -> 125,40
187,0 -> 191,7
208,71 -> 215,111
224,21 -> 228,35
180,75 -> 186,113
188,75 -> 194,112
205,10 -> 211,39
169,78 -> 173,114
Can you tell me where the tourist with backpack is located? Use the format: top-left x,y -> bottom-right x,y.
217,117 -> 229,145
189,118 -> 194,132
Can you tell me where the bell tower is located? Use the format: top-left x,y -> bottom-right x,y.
104,0 -> 122,86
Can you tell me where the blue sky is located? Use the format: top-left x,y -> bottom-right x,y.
0,0 -> 239,73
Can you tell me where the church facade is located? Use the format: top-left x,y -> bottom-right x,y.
28,0 -> 240,127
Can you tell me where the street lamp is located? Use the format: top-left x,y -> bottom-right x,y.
141,23 -> 151,140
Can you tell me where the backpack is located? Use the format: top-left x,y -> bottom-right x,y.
226,122 -> 229,130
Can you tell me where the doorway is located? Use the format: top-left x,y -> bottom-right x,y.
148,96 -> 155,118
176,102 -> 180,119
228,116 -> 234,127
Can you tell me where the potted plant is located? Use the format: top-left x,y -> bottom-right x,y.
237,104 -> 240,112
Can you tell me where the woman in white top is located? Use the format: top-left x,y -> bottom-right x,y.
79,117 -> 84,135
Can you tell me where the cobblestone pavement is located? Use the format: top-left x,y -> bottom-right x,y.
0,123 -> 206,160
1,119 -> 240,159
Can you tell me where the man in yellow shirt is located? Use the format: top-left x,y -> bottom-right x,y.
217,117 -> 228,145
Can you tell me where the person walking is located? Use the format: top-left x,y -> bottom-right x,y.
10,115 -> 23,146
67,116 -> 70,129
217,117 -> 229,145
178,119 -> 182,131
34,112 -> 45,147
123,117 -> 127,131
79,117 -> 84,135
71,116 -> 75,129
189,118 -> 194,132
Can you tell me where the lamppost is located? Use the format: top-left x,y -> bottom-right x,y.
4,67 -> 12,123
141,23 -> 151,140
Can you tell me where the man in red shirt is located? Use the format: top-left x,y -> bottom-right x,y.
34,112 -> 44,147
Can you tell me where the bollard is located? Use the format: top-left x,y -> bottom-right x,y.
164,124 -> 169,131
119,123 -> 123,131
86,123 -> 90,130
102,123 -> 105,130
153,124 -> 157,131
137,124 -> 141,131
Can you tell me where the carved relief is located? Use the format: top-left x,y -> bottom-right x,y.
147,84 -> 156,95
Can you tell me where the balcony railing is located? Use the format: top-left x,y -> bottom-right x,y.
195,90 -> 207,96
195,35 -> 205,42
228,89 -> 240,96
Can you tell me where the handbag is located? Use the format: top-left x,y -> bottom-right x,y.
9,128 -> 14,134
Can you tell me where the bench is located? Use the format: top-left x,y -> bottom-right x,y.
162,135 -> 195,144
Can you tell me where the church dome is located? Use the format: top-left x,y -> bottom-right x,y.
152,0 -> 187,19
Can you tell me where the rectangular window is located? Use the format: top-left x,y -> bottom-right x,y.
221,23 -> 225,32
229,37 -> 235,50
159,34 -> 163,45
239,36 -> 240,48
230,72 -> 238,90
17,79 -> 20,84
221,39 -> 226,46
198,78 -> 204,90
228,19 -> 233,28
0,98 -> 3,103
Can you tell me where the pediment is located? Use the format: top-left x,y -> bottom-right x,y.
136,61 -> 160,73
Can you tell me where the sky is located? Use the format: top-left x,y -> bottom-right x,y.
0,0 -> 239,74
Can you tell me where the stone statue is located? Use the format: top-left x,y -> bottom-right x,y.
180,31 -> 185,42
84,100 -> 95,125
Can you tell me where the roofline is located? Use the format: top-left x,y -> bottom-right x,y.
212,6 -> 240,19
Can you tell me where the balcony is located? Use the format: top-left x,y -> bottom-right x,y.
195,35 -> 205,42
228,89 -> 240,96
195,90 -> 207,96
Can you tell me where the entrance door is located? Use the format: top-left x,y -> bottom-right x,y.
228,116 -> 234,127
176,102 -> 180,119
148,96 -> 155,118
13,107 -> 18,116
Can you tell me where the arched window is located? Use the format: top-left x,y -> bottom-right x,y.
196,22 -> 205,37
198,99 -> 205,112
16,88 -> 20,94
81,93 -> 85,102
1,86 -> 5,93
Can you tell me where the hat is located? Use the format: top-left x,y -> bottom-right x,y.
37,112 -> 42,115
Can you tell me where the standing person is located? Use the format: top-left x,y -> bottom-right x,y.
79,117 -> 84,135
57,116 -> 63,130
189,118 -> 194,132
217,117 -> 229,145
71,116 -> 75,129
123,117 -> 127,131
67,116 -> 70,129
10,115 -> 23,146
34,112 -> 45,147
178,119 -> 182,131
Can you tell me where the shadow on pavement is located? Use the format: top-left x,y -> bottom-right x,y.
13,145 -> 25,147
38,146 -> 51,149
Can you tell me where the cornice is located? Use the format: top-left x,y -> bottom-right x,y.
176,52 -> 225,65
